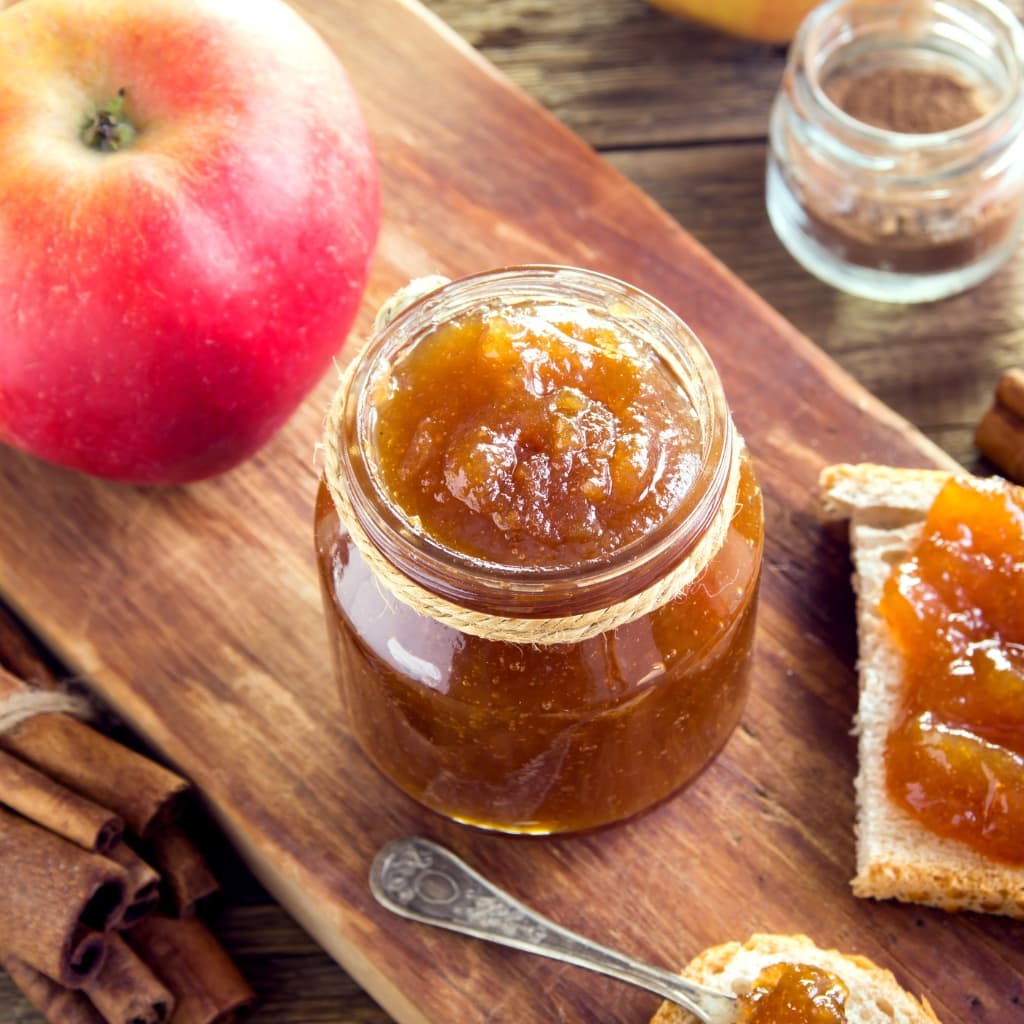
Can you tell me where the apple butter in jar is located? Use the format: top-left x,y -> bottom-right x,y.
316,267 -> 763,833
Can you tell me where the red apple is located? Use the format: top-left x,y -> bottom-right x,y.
0,0 -> 380,483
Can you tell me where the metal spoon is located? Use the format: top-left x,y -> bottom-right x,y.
370,836 -> 739,1024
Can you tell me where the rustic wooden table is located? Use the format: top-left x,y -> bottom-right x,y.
2,1 -> 1023,1022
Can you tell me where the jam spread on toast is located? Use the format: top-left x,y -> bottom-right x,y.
738,962 -> 849,1023
881,476 -> 1024,863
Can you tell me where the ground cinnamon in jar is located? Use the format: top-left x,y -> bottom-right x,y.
815,60 -> 1001,268
767,0 -> 1024,302
825,66 -> 988,134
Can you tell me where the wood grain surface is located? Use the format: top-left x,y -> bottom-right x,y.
1,1 -> 1022,1023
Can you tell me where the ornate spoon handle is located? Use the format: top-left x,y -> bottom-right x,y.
370,837 -> 738,1024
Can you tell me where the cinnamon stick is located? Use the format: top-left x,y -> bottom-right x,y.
0,747 -> 123,853
0,603 -> 60,687
107,843 -> 161,929
128,916 -> 255,1024
1,955 -> 105,1024
83,934 -> 175,1024
0,807 -> 128,987
0,667 -> 190,836
975,396 -> 1024,483
995,366 -> 1024,417
148,824 -> 220,917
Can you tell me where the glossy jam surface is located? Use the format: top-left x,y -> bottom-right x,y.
880,477 -> 1024,863
316,453 -> 762,832
737,963 -> 850,1023
366,302 -> 702,567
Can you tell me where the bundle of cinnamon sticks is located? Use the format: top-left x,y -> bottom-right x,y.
976,368 -> 1024,483
0,611 -> 255,1024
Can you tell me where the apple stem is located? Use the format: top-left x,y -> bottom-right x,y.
81,88 -> 137,152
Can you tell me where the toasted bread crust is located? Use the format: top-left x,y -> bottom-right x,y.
650,933 -> 940,1024
821,463 -> 1024,919
819,463 -> 952,521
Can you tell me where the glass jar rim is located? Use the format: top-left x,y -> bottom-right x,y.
796,0 -> 1024,150
337,265 -> 734,617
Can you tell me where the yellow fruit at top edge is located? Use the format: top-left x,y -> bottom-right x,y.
648,0 -> 819,44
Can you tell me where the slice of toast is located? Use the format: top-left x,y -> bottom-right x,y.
821,462 -> 1024,918
651,933 -> 939,1024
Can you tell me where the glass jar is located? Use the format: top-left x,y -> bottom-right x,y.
767,0 -> 1024,303
315,267 -> 763,834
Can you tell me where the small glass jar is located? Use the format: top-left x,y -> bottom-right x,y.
315,267 -> 763,834
767,0 -> 1024,303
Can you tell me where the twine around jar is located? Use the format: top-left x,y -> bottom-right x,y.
322,279 -> 743,645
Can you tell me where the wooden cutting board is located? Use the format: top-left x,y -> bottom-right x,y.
0,1 -> 1019,1021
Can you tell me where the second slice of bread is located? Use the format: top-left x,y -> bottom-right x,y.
821,462 -> 1024,919
650,933 -> 939,1024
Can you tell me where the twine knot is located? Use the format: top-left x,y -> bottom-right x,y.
0,687 -> 94,736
